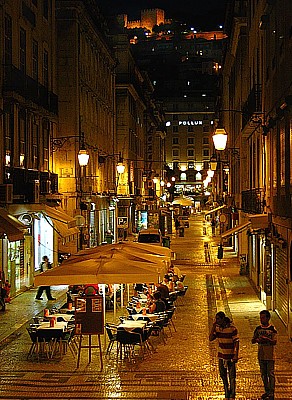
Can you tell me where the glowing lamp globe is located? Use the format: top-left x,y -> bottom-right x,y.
212,128 -> 227,150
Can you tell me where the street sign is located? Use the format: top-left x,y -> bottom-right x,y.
117,217 -> 128,228
219,214 -> 227,223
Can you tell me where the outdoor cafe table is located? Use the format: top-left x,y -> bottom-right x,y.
36,321 -> 68,358
117,320 -> 147,332
130,313 -> 158,322
47,313 -> 74,322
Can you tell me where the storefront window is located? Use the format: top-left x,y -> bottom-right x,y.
8,240 -> 24,292
34,213 -> 53,272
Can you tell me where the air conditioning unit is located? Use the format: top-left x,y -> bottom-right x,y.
0,184 -> 13,204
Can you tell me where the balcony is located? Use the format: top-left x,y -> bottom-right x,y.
241,84 -> 262,129
241,188 -> 265,214
3,65 -> 58,115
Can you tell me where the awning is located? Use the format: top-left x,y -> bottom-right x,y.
221,222 -> 251,239
8,204 -> 79,239
248,213 -> 269,230
204,205 -> 226,216
0,208 -> 26,241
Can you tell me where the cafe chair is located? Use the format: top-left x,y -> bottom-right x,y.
37,328 -> 63,359
105,323 -> 118,355
116,328 -> 143,362
176,285 -> 188,305
27,327 -> 39,361
165,307 -> 176,333
150,315 -> 167,345
61,327 -> 77,356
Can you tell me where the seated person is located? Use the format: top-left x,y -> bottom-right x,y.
134,283 -> 146,296
163,274 -> 174,292
155,282 -> 169,300
168,264 -> 183,280
175,280 -> 185,291
148,291 -> 166,313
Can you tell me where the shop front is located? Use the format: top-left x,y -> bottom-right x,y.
0,208 -> 26,296
8,204 -> 79,283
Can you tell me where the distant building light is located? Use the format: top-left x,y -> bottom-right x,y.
219,25 -> 223,29
166,121 -> 171,127
202,93 -> 206,97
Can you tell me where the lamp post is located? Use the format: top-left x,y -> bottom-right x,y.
211,128 -> 228,203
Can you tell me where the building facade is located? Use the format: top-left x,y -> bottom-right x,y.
222,0 -> 292,337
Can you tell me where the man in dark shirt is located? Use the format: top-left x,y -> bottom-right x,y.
252,310 -> 277,400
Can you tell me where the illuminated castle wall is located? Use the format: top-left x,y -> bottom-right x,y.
119,9 -> 171,32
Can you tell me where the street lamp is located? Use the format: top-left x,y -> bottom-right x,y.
77,148 -> 89,166
212,128 -> 228,150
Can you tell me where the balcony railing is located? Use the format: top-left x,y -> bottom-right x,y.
241,84 -> 262,129
3,65 -> 58,114
241,188 -> 265,214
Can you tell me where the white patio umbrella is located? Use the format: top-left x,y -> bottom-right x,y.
172,195 -> 194,206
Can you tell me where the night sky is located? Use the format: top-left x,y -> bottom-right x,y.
96,0 -> 228,30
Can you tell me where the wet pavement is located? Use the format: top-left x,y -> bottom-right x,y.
0,213 -> 292,399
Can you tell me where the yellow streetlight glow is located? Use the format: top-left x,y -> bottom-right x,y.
212,128 -> 227,150
116,163 -> 125,174
78,149 -> 89,166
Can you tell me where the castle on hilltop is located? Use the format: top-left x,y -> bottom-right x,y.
117,9 -> 172,32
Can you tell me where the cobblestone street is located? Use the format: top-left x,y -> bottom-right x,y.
0,214 -> 292,399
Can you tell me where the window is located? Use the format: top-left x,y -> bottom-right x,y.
43,120 -> 49,170
172,149 -> 179,157
18,111 -> 26,167
32,123 -> 39,169
203,149 -> 209,157
188,137 -> 194,144
4,14 -> 12,65
4,113 -> 12,168
203,126 -> 209,132
187,149 -> 194,157
43,0 -> 49,19
43,49 -> 48,87
173,126 -> 178,133
188,125 -> 194,132
19,28 -> 26,73
173,114 -> 178,120
32,40 -> 38,80
203,137 -> 209,145
173,137 -> 179,144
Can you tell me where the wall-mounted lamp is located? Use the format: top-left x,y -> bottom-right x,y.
51,132 -> 90,167
210,155 -> 218,171
78,149 -> 89,167
212,128 -> 227,150
116,163 -> 125,174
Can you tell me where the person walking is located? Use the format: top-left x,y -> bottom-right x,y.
209,311 -> 239,400
252,310 -> 277,400
174,218 -> 180,236
35,255 -> 56,301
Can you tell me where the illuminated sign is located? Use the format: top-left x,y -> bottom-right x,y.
179,120 -> 203,125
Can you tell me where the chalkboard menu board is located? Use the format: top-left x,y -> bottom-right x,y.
74,295 -> 104,335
